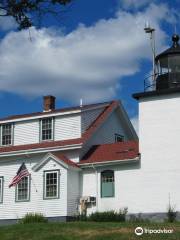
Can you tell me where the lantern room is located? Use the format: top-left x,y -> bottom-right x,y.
155,34 -> 180,90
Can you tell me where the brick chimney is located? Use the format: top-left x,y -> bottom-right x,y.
43,95 -> 56,112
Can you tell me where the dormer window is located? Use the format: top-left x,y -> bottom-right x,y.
41,118 -> 54,141
1,124 -> 13,146
115,133 -> 124,142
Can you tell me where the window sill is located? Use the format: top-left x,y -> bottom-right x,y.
15,199 -> 30,202
40,139 -> 54,142
101,196 -> 115,198
43,197 -> 59,200
0,144 -> 13,147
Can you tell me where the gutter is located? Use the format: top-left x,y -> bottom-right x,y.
78,156 -> 140,168
0,143 -> 83,157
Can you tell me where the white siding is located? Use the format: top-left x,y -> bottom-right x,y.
136,93 -> 180,213
67,170 -> 80,216
11,112 -> 82,146
14,120 -> 39,145
0,154 -> 68,220
80,163 -> 141,215
80,169 -> 97,215
88,110 -> 130,145
81,110 -> 130,158
65,150 -> 80,163
79,93 -> 180,215
55,114 -> 81,141
81,107 -> 105,133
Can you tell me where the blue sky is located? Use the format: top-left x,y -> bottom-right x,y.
0,0 -> 179,132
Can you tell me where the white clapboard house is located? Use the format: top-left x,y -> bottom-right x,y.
1,34 -> 180,223
0,96 -> 138,223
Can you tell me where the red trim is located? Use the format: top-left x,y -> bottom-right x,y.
0,138 -> 82,153
52,153 -> 79,168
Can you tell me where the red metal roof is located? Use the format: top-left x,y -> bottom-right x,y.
0,138 -> 82,154
0,101 -> 119,154
79,141 -> 139,164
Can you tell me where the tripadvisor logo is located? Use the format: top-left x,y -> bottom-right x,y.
135,227 -> 143,236
135,226 -> 174,235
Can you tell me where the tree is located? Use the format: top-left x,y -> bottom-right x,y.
0,0 -> 72,29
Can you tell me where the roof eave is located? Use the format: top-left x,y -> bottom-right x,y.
0,102 -> 111,124
0,143 -> 83,157
78,156 -> 140,168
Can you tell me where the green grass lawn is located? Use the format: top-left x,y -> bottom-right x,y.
0,221 -> 180,240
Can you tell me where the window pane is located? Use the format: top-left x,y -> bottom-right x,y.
2,124 -> 12,145
17,176 -> 29,201
41,118 -> 52,140
45,171 -> 58,198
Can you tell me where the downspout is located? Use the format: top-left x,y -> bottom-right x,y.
91,163 -> 98,212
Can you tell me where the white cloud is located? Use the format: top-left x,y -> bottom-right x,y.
120,0 -> 151,9
0,3 -> 172,103
0,11 -> 16,31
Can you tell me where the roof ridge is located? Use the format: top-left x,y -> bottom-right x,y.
0,100 -> 112,122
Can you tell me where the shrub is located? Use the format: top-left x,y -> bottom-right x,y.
128,213 -> 150,223
166,204 -> 177,223
87,208 -> 128,222
20,213 -> 48,224
76,213 -> 88,221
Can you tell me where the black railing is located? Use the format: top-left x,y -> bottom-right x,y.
144,72 -> 180,92
144,74 -> 158,92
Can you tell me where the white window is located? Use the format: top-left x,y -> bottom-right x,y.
41,118 -> 53,141
0,177 -> 4,203
1,124 -> 13,146
44,170 -> 59,199
16,176 -> 30,202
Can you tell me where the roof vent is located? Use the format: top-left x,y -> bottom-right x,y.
43,95 -> 56,112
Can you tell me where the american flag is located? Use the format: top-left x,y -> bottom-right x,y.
9,163 -> 30,188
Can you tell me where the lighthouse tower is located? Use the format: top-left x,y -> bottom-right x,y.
133,34 -> 180,218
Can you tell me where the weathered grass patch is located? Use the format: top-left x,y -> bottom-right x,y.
0,221 -> 180,240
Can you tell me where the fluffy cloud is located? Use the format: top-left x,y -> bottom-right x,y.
0,3 -> 172,103
0,11 -> 16,31
121,0 -> 151,9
